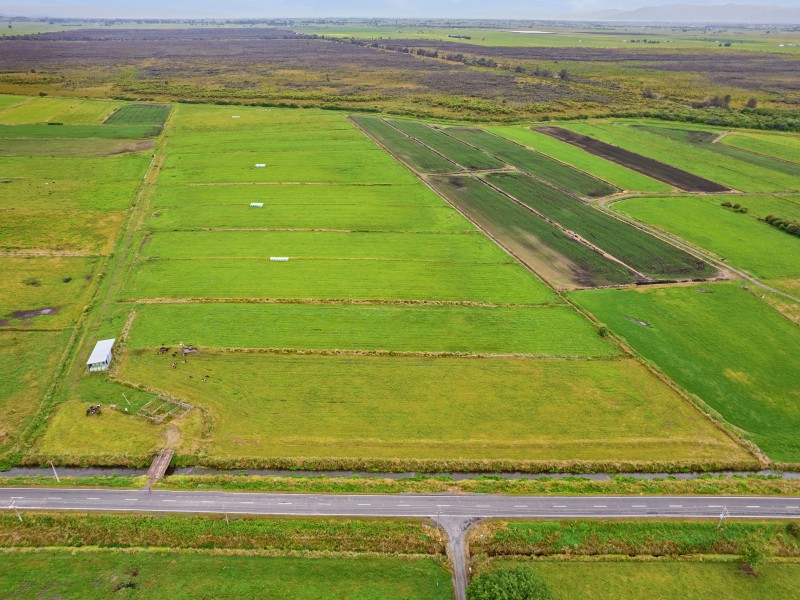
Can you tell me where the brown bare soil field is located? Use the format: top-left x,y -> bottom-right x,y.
533,126 -> 731,192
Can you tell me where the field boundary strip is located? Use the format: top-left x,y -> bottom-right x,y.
121,297 -> 562,308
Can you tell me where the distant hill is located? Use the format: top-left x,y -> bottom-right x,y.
583,3 -> 800,24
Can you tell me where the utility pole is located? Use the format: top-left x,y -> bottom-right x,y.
49,460 -> 60,483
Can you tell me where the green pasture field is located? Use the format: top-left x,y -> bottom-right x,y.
116,352 -> 748,463
722,131 -> 800,163
151,180 -> 444,209
0,257 -> 97,329
124,258 -> 556,304
0,209 -> 123,254
571,282 -> 800,462
444,127 -> 618,197
0,330 -> 71,454
32,399 -> 165,459
486,172 -> 716,280
0,98 -> 121,125
140,231 -> 511,262
0,552 -> 451,600
0,154 -> 152,211
160,147 -> 417,185
385,118 -> 505,170
0,137 -> 155,157
427,175 -> 636,289
633,125 -> 800,176
104,103 -> 171,126
487,126 -> 671,193
148,198 -> 471,232
148,182 -> 471,232
0,97 -> 95,124
479,560 -> 800,599
127,303 -> 616,356
0,124 -> 160,139
350,115 -> 458,174
562,121 -> 800,192
0,95 -> 24,110
613,195 -> 800,280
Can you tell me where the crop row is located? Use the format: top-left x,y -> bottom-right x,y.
487,171 -> 717,280
349,115 -> 458,174
427,175 -> 635,288
444,126 -> 618,197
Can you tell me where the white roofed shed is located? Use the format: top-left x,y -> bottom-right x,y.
87,338 -> 116,372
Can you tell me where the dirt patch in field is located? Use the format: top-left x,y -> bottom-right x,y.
102,139 -> 157,156
532,126 -> 730,193
3,306 -> 61,324
624,315 -> 651,327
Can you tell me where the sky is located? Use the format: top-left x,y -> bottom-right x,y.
4,0 -> 799,19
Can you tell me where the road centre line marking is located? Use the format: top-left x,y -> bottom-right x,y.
279,502 -> 292,505
476,505 -> 490,508
787,506 -> 799,509
162,500 -> 176,502
436,505 -> 450,507
10,497 -> 24,499
357,503 -> 371,506
86,497 -> 100,500
514,505 -> 528,508
708,505 -> 724,508
398,504 -> 411,507
632,505 -> 647,508
201,501 -> 214,504
125,499 -> 138,502
47,497 -> 62,500
553,505 -> 567,508
747,506 -> 761,508
669,505 -> 683,508
593,505 -> 607,508
240,501 -> 255,504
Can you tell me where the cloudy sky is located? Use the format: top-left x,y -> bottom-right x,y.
4,0 -> 798,19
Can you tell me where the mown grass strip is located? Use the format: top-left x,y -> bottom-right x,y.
0,512 -> 445,554
469,519 -> 800,557
158,473 -> 800,497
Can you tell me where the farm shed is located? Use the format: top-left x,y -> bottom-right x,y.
86,338 -> 116,373
270,257 -> 289,262
255,163 -> 266,168
250,202 -> 264,207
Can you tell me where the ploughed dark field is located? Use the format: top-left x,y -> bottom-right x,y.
533,126 -> 731,192
0,28 -> 797,119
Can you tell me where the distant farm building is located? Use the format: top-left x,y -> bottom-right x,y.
250,202 -> 264,208
255,163 -> 266,168
270,257 -> 289,262
87,338 -> 116,372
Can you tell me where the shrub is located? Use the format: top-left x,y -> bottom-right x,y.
468,567 -> 554,600
739,534 -> 769,576
787,521 -> 800,540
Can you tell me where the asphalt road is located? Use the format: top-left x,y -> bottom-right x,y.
3,488 -> 800,519
4,488 -> 799,600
